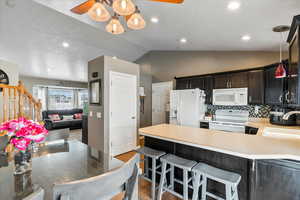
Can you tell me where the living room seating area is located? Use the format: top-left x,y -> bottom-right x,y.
42,109 -> 83,130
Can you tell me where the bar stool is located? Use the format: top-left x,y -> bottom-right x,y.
136,147 -> 166,199
192,163 -> 241,200
157,154 -> 197,200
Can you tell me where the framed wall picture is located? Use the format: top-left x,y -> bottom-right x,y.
89,79 -> 101,105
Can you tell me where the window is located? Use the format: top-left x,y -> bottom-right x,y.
33,86 -> 88,110
78,89 -> 88,108
48,88 -> 75,110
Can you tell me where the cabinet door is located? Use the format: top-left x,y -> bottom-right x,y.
190,77 -> 204,89
176,79 -> 190,89
264,65 -> 285,105
248,70 -> 264,104
230,72 -> 249,88
287,32 -> 299,105
204,76 -> 213,104
254,160 -> 300,200
214,74 -> 229,89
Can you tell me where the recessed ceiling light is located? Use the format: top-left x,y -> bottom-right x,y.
227,1 -> 240,11
241,35 -> 251,41
150,17 -> 159,23
112,56 -> 117,59
180,38 -> 187,44
62,42 -> 69,48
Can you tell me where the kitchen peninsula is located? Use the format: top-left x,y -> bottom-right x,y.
139,124 -> 300,200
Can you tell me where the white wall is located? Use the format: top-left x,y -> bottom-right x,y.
0,59 -> 19,85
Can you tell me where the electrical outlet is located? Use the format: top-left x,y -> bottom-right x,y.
255,106 -> 260,114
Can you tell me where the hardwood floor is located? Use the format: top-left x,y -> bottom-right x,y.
114,151 -> 180,200
69,130 -> 179,199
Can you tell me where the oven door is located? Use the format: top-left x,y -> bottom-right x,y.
209,122 -> 245,133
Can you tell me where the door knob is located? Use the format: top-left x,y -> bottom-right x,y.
131,117 -> 136,119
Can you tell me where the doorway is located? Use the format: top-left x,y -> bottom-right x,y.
152,81 -> 173,125
109,71 -> 137,156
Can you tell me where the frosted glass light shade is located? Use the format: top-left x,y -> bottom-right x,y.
127,13 -> 146,30
113,0 -> 136,16
87,2 -> 111,22
106,17 -> 125,34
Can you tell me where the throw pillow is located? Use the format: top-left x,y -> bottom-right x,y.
63,115 -> 74,121
48,114 -> 61,121
74,113 -> 82,119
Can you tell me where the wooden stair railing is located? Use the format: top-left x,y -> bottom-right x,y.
0,81 -> 42,123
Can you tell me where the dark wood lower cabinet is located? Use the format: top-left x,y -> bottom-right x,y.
144,136 -> 300,200
253,160 -> 300,200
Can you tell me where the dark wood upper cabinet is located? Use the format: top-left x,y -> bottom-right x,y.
190,77 -> 204,89
214,72 -> 248,89
264,65 -> 285,105
214,74 -> 229,89
248,70 -> 264,104
287,17 -> 300,106
176,78 -> 191,89
230,71 -> 249,88
204,76 -> 213,104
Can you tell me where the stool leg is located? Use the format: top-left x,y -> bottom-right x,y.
183,169 -> 189,200
233,185 -> 239,200
145,156 -> 149,178
170,165 -> 175,190
201,175 -> 207,200
151,158 -> 156,200
225,184 -> 232,200
192,172 -> 201,200
157,161 -> 167,200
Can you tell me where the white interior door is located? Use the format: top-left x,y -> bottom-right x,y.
152,81 -> 173,125
110,71 -> 137,156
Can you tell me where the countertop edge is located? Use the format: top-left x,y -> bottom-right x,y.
139,131 -> 300,161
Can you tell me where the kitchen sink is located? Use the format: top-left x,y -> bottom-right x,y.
263,127 -> 300,139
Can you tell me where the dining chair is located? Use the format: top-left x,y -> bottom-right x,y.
53,154 -> 140,200
23,187 -> 45,200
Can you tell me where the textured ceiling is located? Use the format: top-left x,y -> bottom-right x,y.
0,0 -> 299,82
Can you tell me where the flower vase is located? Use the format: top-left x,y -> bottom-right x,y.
14,148 -> 32,175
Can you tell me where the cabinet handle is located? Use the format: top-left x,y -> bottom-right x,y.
279,94 -> 283,103
249,96 -> 252,102
285,92 -> 291,103
230,81 -> 232,88
226,81 -> 229,88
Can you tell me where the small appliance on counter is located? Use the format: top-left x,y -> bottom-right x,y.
269,107 -> 297,126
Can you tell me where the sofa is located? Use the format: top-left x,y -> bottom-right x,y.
42,109 -> 83,130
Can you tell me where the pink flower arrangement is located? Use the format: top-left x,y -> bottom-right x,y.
0,117 -> 48,151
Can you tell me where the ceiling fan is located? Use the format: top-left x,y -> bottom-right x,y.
70,0 -> 183,35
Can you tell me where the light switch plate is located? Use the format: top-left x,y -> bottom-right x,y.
89,111 -> 93,117
97,112 -> 102,119
255,106 -> 260,114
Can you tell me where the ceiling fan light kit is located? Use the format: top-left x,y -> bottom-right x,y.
127,7 -> 146,30
71,0 -> 183,35
113,0 -> 136,16
106,16 -> 125,34
87,1 -> 111,22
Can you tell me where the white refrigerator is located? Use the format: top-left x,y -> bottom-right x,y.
169,88 -> 207,127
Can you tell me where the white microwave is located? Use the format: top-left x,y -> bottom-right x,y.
213,88 -> 248,106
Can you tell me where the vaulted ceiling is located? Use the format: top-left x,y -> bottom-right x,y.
0,0 -> 299,82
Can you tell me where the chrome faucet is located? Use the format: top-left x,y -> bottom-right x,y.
282,111 -> 300,120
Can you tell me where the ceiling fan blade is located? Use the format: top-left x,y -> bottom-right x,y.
70,0 -> 95,15
150,0 -> 184,4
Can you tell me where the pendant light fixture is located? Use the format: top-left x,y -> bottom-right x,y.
113,0 -> 136,16
273,25 -> 290,79
87,0 -> 111,22
106,15 -> 125,35
127,7 -> 146,30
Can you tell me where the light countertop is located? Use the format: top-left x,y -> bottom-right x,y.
139,123 -> 300,161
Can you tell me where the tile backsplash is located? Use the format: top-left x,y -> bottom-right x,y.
207,105 -> 271,118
